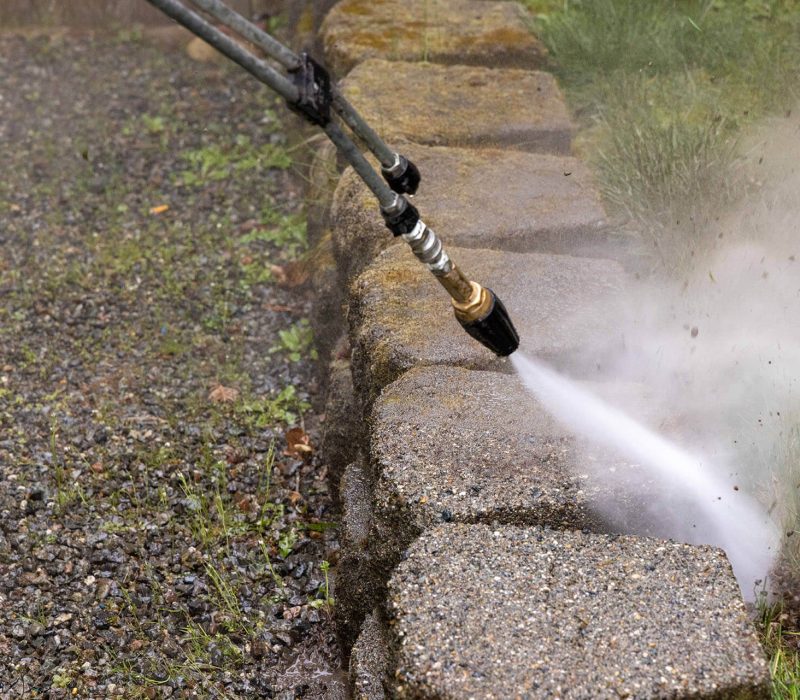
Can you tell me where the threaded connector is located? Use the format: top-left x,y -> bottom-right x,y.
401,220 -> 451,274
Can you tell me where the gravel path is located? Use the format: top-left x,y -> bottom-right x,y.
0,31 -> 344,699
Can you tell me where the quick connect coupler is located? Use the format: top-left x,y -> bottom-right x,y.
381,196 -> 520,357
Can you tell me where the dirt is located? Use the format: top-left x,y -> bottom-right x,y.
0,30 -> 345,699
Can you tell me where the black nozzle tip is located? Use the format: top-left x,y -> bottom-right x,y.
382,155 -> 421,195
457,288 -> 519,357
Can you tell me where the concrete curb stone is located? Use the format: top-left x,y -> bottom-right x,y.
321,0 -> 546,77
335,459 -> 382,647
388,524 -> 771,699
350,613 -> 392,700
339,60 -> 573,153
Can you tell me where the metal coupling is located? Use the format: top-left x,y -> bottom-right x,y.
381,194 -> 420,236
381,153 -> 421,195
402,220 -> 451,274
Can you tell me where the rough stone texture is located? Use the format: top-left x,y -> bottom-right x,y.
331,143 -> 612,285
364,367 -> 698,623
349,245 -> 629,405
370,366 -> 589,542
340,60 -> 573,154
340,460 -> 372,552
321,0 -> 546,77
350,614 -> 391,700
321,354 -> 358,491
388,524 -> 771,700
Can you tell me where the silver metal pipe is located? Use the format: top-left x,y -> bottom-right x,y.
188,0 -> 301,69
145,0 -> 299,103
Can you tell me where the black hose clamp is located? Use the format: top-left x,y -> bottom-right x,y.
381,195 -> 420,236
288,52 -> 332,126
382,154 -> 421,195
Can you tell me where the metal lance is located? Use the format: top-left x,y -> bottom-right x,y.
144,0 -> 520,356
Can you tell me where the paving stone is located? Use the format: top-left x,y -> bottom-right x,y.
339,60 -> 573,153
321,0 -> 545,76
331,143 -> 614,286
350,614 -> 391,700
388,524 -> 771,699
348,245 -> 628,405
370,365 -> 590,541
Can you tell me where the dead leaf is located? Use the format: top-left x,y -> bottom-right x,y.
284,427 -> 313,458
236,495 -> 255,513
208,384 -> 239,403
270,261 -> 310,288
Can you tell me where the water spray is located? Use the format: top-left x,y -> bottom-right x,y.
145,0 -> 520,357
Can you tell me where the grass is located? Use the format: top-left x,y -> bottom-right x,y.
758,597 -> 800,699
524,0 -> 800,269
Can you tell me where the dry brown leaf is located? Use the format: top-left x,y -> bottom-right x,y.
284,427 -> 313,458
270,261 -> 310,288
208,384 -> 239,403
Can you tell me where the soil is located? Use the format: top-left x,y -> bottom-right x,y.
0,30 -> 345,699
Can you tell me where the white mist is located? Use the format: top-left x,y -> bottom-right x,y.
511,351 -> 780,597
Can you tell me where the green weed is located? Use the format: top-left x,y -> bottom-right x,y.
237,385 -> 310,429
309,560 -> 334,615
271,319 -> 317,362
242,209 -> 308,261
178,136 -> 291,187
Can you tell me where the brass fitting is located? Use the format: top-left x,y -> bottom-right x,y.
435,264 -> 473,304
451,280 -> 493,323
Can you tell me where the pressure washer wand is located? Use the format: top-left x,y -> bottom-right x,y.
145,0 -> 520,356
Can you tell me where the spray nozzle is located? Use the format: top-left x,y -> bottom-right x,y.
451,282 -> 520,357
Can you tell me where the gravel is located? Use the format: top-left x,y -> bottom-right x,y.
0,31 -> 343,698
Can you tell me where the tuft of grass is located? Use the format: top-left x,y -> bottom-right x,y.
770,423 -> 800,574
757,597 -> 800,699
529,0 -> 800,267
